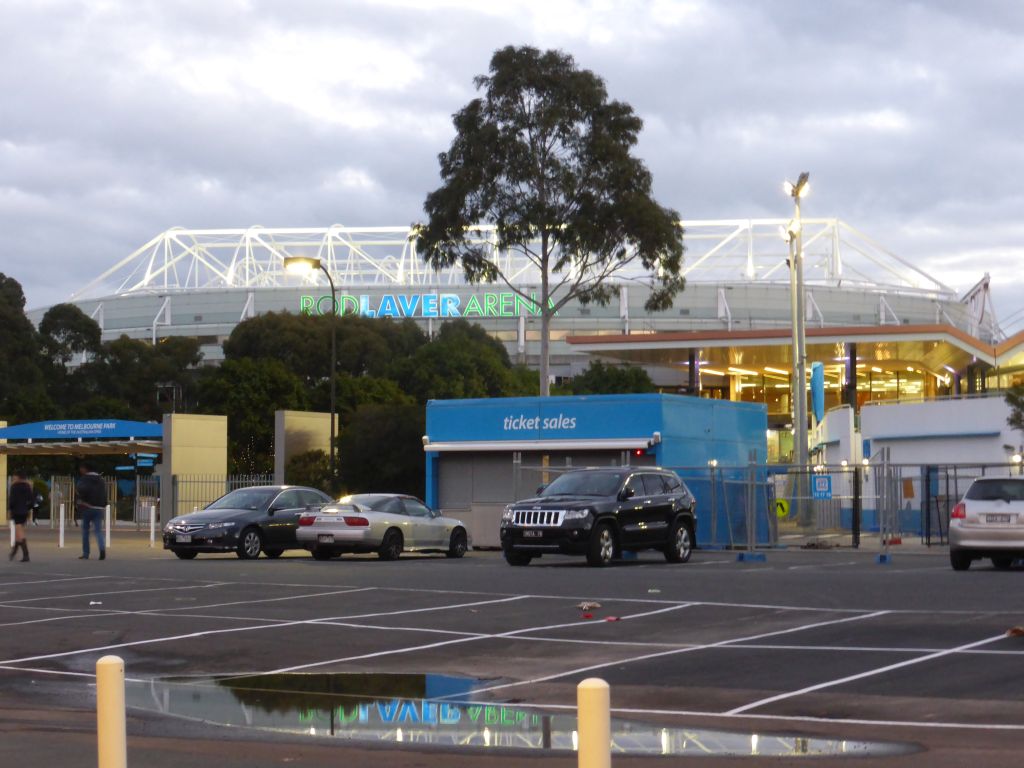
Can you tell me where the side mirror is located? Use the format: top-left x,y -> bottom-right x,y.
536,484 -> 547,495
267,506 -> 279,515
619,487 -> 636,501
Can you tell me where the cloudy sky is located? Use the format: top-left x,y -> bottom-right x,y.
3,0 -> 1023,332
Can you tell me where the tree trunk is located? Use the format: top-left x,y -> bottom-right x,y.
539,233 -> 551,397
540,308 -> 551,397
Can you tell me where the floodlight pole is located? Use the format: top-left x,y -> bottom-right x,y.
320,263 -> 338,491
787,173 -> 811,526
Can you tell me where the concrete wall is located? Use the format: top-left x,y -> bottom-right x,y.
158,413 -> 228,517
273,410 -> 334,485
860,395 -> 1018,465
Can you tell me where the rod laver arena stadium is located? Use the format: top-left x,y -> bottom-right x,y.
26,218 -> 1024,435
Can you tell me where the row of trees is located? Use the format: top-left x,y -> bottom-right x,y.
0,273 -> 655,496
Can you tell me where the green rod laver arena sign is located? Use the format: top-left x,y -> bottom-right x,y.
300,292 -> 551,319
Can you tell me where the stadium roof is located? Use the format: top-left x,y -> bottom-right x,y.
74,218 -> 956,300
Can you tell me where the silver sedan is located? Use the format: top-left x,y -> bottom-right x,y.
296,493 -> 470,561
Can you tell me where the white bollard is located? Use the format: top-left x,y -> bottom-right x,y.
59,503 -> 65,548
577,678 -> 611,768
148,505 -> 156,548
9,521 -> 14,547
96,655 -> 127,768
104,504 -> 111,550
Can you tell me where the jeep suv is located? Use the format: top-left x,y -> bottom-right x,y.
499,467 -> 697,567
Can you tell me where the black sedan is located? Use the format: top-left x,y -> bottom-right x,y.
500,467 -> 697,567
163,485 -> 332,560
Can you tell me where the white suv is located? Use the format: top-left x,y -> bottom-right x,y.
949,477 -> 1024,570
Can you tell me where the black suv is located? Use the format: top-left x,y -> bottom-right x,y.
499,467 -> 696,567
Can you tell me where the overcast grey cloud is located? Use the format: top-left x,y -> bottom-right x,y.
2,0 -> 1022,331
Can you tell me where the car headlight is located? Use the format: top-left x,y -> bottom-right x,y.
206,521 -> 237,529
501,506 -> 515,522
563,509 -> 591,520
163,522 -> 177,532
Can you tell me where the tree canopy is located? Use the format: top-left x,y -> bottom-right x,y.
417,45 -> 685,395
569,360 -> 656,395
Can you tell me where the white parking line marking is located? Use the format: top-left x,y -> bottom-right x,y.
0,595 -> 531,668
270,604 -> 697,675
463,611 -> 890,697
726,632 -> 1009,714
135,587 -> 376,613
0,576 -> 110,587
0,583 -> 229,605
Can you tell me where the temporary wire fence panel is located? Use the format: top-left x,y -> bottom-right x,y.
170,474 -> 273,518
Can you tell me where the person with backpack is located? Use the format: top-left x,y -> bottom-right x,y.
76,461 -> 107,560
8,469 -> 33,562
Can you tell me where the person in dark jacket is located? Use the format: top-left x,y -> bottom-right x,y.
76,461 -> 107,560
8,469 -> 33,562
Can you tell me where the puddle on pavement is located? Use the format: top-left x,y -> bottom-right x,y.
125,672 -> 913,757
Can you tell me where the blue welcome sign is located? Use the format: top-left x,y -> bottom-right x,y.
0,420 -> 162,441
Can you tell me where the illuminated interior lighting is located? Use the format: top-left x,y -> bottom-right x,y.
701,368 -> 726,376
856,363 -> 866,369
764,366 -> 789,375
728,366 -> 759,376
871,367 -> 882,373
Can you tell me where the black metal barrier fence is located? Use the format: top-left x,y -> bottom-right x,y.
512,460 -> 1022,550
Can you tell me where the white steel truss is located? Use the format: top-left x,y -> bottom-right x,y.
72,219 -> 956,302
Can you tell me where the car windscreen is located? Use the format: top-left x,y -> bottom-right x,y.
965,479 -> 1024,501
540,471 -> 624,497
206,488 -> 278,510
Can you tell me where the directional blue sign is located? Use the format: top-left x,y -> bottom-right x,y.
812,474 -> 833,500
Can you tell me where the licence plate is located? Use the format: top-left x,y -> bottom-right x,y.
317,534 -> 334,544
175,535 -> 192,543
523,530 -> 543,538
987,514 -> 1011,524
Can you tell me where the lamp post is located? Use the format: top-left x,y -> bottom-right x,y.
283,256 -> 337,490
784,172 -> 810,525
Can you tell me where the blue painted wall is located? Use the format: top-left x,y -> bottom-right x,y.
425,394 -> 769,547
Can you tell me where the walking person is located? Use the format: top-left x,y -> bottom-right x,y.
8,469 -> 33,562
76,461 -> 107,560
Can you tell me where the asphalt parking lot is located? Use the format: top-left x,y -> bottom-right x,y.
1,530 -> 1023,767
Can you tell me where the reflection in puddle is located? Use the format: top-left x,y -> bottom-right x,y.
126,673 -> 912,757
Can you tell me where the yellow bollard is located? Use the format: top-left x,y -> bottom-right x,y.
577,677 -> 611,768
96,655 -> 127,768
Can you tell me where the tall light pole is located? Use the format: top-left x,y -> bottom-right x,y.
283,256 -> 337,491
784,172 -> 810,525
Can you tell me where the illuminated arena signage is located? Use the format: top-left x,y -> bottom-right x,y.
299,292 -> 549,319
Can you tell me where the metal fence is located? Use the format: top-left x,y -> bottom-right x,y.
764,456 -> 1022,548
170,474 -> 274,519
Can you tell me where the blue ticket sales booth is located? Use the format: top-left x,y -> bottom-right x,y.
423,394 -> 768,548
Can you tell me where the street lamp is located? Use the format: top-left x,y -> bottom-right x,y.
283,255 -> 337,490
784,172 -> 810,525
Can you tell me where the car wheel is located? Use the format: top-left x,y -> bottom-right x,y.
378,529 -> 403,561
311,548 -> 332,561
504,550 -> 532,566
992,556 -> 1014,570
446,529 -> 468,559
173,550 -> 197,560
264,549 -> 284,559
236,527 -> 263,560
664,519 -> 693,563
950,550 -> 971,571
587,523 -> 615,567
